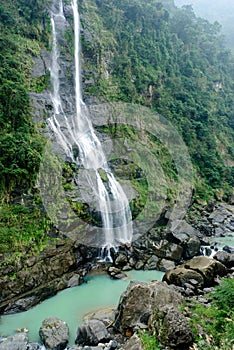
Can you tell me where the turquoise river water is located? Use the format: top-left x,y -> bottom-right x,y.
0,270 -> 164,345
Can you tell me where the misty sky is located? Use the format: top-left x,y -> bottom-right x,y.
174,0 -> 234,50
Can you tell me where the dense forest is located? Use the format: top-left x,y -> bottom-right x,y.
79,0 -> 234,197
0,0 -> 234,253
0,0 -> 51,253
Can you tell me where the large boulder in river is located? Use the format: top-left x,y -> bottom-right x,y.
114,280 -> 184,334
39,317 -> 69,350
163,256 -> 227,288
75,319 -> 110,346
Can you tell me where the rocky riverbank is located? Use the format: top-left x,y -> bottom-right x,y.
0,257 -> 233,350
0,204 -> 233,349
0,203 -> 233,315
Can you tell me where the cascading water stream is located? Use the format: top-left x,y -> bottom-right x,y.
48,0 -> 132,260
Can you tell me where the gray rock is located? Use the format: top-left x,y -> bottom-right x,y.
226,223 -> 234,231
39,317 -> 69,350
0,238 -> 79,314
170,221 -> 200,242
68,347 -> 102,350
120,334 -> 143,350
108,267 -> 127,279
63,4 -> 73,18
67,274 -> 81,288
184,236 -> 201,259
115,254 -> 128,266
208,209 -> 228,224
101,339 -> 119,350
122,264 -> 131,271
114,280 -> 184,333
6,295 -> 38,312
0,333 -> 28,350
163,267 -> 204,288
129,258 -> 136,268
134,260 -> 145,270
153,241 -> 183,261
215,227 -> 224,237
157,258 -> 175,272
75,320 -> 110,346
145,255 -> 159,270
31,50 -> 50,78
154,305 -> 194,349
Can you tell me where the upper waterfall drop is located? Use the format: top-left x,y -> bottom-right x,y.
48,0 -> 133,260
71,0 -> 83,119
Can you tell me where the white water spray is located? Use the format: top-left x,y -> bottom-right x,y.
48,0 -> 132,260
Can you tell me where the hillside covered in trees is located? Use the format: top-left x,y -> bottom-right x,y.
0,0 -> 234,254
79,0 -> 234,199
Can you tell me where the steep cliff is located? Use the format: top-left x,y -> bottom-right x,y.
0,0 -> 233,263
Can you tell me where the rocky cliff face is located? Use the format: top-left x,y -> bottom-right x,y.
0,239 -> 98,314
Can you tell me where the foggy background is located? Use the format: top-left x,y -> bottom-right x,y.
174,0 -> 234,51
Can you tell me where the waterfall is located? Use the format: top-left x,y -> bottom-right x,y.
48,0 -> 132,261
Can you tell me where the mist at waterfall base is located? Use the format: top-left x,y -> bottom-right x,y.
0,270 -> 164,345
47,0 -> 132,262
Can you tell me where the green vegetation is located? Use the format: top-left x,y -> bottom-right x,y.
0,0 -> 50,195
188,278 -> 234,350
0,201 -> 51,255
139,330 -> 161,350
0,0 -> 50,256
30,72 -> 50,93
80,0 -> 234,201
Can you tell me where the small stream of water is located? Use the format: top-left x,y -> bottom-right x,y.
0,270 -> 164,345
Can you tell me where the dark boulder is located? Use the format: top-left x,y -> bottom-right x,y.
75,319 -> 110,346
183,237 -> 201,259
154,305 -> 194,349
152,241 -> 183,261
223,245 -> 234,254
213,251 -> 234,268
27,343 -> 41,350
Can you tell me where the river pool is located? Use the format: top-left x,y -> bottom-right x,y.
0,269 -> 164,345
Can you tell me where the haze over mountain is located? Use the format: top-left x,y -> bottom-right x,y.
174,0 -> 234,51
